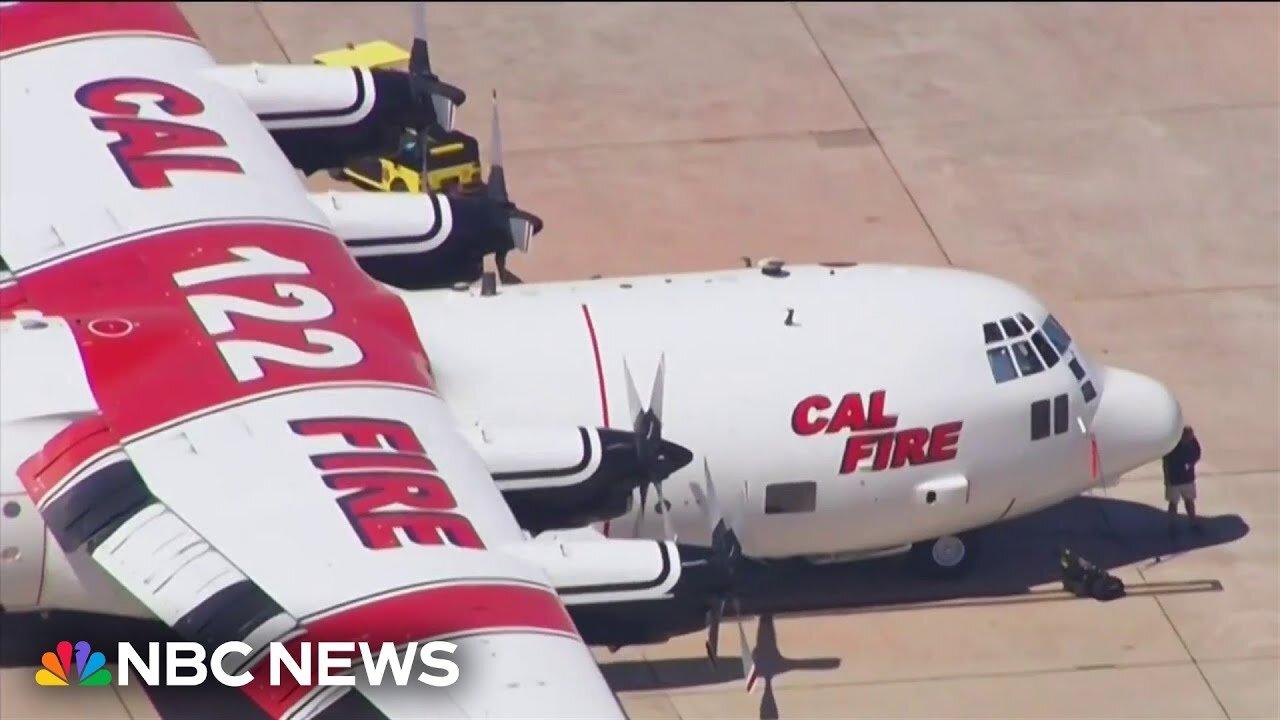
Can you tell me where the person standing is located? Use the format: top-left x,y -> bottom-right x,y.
1163,426 -> 1202,535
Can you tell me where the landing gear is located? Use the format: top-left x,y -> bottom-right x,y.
908,531 -> 981,580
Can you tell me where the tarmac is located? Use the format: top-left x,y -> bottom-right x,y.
2,2 -> 1277,718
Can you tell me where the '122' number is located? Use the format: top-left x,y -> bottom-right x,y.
173,246 -> 363,382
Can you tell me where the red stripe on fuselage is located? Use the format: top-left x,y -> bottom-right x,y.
580,304 -> 610,428
242,582 -> 579,718
15,222 -> 433,439
581,303 -> 614,537
0,2 -> 198,56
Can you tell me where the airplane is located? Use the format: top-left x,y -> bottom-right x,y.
0,2 -> 760,717
392,260 -> 1186,582
0,0 -> 1186,701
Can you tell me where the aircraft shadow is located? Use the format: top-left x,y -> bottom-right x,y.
733,495 -> 1247,618
600,494 -> 1248,713
0,497 -> 1247,720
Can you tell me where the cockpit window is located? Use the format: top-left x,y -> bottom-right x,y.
983,322 -> 1003,344
1011,340 -> 1043,375
1067,357 -> 1085,380
1030,331 -> 1060,368
983,312 -> 1071,384
987,346 -> 1018,383
1041,314 -> 1072,354
1000,317 -> 1023,339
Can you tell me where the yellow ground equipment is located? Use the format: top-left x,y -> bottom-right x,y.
313,41 -> 483,194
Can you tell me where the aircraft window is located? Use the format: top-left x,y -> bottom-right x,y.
1031,331 -> 1060,368
764,482 -> 817,515
1017,313 -> 1035,332
1081,380 -> 1097,403
1053,393 -> 1069,434
1011,340 -> 1044,376
1042,314 -> 1073,354
983,322 -> 1003,344
1030,399 -> 1051,440
1068,357 -> 1086,381
987,347 -> 1018,383
1000,317 -> 1023,338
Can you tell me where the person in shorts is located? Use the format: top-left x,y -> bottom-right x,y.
1162,426 -> 1202,535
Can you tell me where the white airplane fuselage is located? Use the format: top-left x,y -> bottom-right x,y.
398,262 -> 1184,559
0,262 -> 1182,633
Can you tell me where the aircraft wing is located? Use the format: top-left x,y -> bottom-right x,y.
1,4 -> 622,719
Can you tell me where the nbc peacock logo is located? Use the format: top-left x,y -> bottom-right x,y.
35,641 -> 113,687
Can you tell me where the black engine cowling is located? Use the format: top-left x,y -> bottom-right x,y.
464,425 -> 693,534
504,537 -> 740,649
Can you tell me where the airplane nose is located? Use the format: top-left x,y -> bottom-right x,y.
1091,366 -> 1184,481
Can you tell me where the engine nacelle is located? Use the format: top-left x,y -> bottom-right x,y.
308,190 -> 521,290
459,424 -> 693,534
309,191 -> 452,254
503,537 -> 732,649
202,64 -> 414,174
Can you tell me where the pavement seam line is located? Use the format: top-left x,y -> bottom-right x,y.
1097,497 -> 1234,718
651,657 -> 1211,699
253,2 -> 292,63
789,2 -> 955,267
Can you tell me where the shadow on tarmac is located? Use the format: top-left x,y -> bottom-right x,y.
0,496 -> 1247,720
599,495 -> 1247,719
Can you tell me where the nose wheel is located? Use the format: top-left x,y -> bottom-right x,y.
909,530 -> 981,580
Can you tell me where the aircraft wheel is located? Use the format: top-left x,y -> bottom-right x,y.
908,531 -> 980,580
327,168 -> 346,181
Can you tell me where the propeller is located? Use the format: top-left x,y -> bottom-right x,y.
622,354 -> 685,540
402,3 -> 540,284
485,90 -> 542,284
407,1 -> 463,140
696,458 -> 757,690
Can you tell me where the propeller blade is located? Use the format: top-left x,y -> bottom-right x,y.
701,458 -> 724,536
631,483 -> 649,537
622,358 -> 644,430
649,353 -> 666,423
487,90 -> 509,203
705,596 -> 725,667
507,211 -> 538,254
656,482 -> 676,541
409,1 -> 431,77
406,2 -> 460,136
701,458 -> 745,566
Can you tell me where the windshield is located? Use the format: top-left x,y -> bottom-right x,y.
1041,314 -> 1073,354
983,312 -> 1071,384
